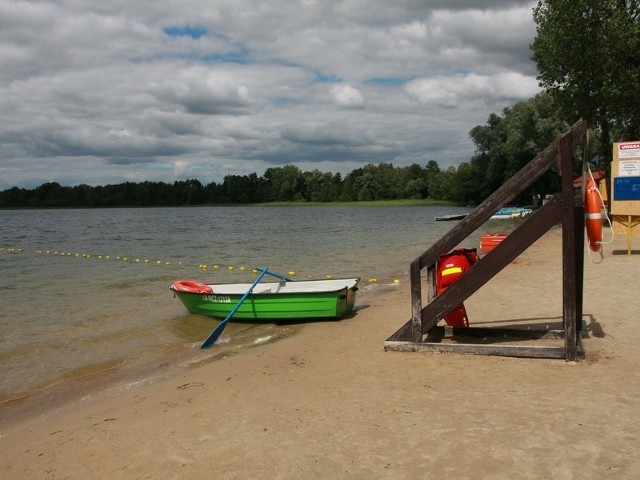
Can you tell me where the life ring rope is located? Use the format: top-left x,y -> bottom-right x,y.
584,166 -> 613,262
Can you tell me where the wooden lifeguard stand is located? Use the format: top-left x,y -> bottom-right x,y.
385,120 -> 588,361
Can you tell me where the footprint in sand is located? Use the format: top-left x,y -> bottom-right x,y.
176,382 -> 204,390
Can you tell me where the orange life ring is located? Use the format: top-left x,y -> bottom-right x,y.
585,178 -> 603,252
171,280 -> 213,294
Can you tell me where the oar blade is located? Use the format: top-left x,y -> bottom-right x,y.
200,320 -> 227,349
200,268 -> 269,349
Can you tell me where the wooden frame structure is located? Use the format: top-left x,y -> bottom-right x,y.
385,119 -> 588,361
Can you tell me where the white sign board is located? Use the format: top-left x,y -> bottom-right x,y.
619,160 -> 640,177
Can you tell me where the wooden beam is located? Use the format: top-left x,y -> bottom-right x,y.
384,341 -> 570,359
425,325 -> 567,340
414,119 -> 587,271
386,320 -> 412,342
420,196 -> 564,333
384,119 -> 588,357
384,336 -> 584,359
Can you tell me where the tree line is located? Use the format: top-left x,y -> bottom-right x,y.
0,161 -> 445,208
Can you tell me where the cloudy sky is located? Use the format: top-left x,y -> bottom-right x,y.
0,0 -> 541,189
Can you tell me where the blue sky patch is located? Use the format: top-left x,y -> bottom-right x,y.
203,50 -> 248,64
164,26 -> 207,39
273,97 -> 301,107
314,72 -> 342,83
366,75 -> 416,86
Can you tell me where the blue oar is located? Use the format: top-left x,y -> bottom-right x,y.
200,267 -> 270,349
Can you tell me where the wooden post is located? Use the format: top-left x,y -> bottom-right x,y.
410,260 -> 422,343
558,132 -> 580,361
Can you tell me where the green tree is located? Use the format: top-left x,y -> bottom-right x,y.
221,174 -> 261,203
437,167 -> 458,202
347,163 -> 402,201
263,165 -> 305,201
469,113 -> 509,201
303,170 -> 341,202
501,93 -> 570,204
34,182 -> 69,207
399,163 -> 428,199
339,168 -> 362,201
424,160 -> 442,199
204,181 -> 224,204
468,93 -> 569,205
172,179 -> 204,205
71,184 -> 93,206
0,186 -> 29,207
531,0 -> 640,163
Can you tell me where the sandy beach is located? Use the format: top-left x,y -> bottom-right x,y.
2,227 -> 639,479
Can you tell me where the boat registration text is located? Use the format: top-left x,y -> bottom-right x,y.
202,294 -> 232,303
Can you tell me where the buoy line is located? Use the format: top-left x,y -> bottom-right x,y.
0,246 -> 400,284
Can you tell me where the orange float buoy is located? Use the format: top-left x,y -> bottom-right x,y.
585,178 -> 603,252
170,280 -> 214,294
480,233 -> 507,252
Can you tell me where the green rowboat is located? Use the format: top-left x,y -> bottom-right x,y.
170,277 -> 360,320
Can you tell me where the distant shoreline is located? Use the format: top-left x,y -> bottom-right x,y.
0,198 -> 465,210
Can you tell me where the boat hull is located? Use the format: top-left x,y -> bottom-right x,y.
490,207 -> 533,220
171,278 -> 360,320
435,214 -> 468,221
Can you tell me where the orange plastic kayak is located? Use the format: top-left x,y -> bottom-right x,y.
480,233 -> 507,252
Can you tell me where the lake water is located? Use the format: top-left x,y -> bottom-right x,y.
0,205 -> 519,419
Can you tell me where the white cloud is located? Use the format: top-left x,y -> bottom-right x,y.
173,160 -> 190,176
405,71 -> 540,108
0,0 -> 539,189
330,85 -> 365,109
151,69 -> 254,115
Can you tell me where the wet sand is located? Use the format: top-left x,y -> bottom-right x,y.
2,227 -> 639,479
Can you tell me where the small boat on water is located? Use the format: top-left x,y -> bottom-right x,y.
491,206 -> 533,220
170,276 -> 360,321
435,213 -> 468,221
